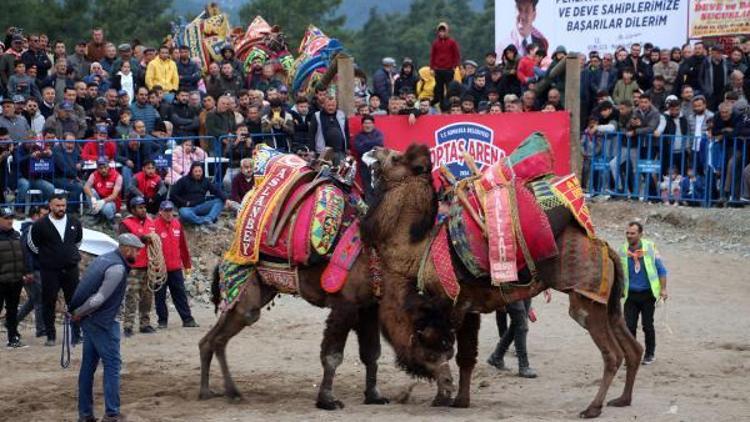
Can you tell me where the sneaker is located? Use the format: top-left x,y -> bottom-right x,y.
518,366 -> 538,378
139,325 -> 156,334
642,355 -> 655,365
486,354 -> 507,370
77,416 -> 97,422
44,338 -> 56,347
123,327 -> 134,338
182,319 -> 200,328
6,338 -> 28,349
157,321 -> 168,329
101,413 -> 126,422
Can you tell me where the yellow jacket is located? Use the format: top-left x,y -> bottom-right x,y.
416,66 -> 436,101
145,58 -> 179,92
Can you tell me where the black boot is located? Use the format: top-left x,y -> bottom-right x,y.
487,340 -> 509,370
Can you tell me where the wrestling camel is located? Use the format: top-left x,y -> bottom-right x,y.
361,144 -> 643,418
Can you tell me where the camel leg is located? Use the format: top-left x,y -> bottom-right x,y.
316,305 -> 358,410
607,315 -> 643,408
452,312 -> 480,408
356,304 -> 389,405
570,293 -> 620,419
214,276 -> 276,402
199,311 -> 232,400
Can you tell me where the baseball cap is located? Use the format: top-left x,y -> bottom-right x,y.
129,196 -> 146,207
12,95 -> 26,104
0,207 -> 13,218
278,85 -> 288,93
1,98 -> 13,105
117,43 -> 132,52
96,156 -> 109,166
117,89 -> 128,97
117,233 -> 145,249
96,123 -> 109,133
159,200 -> 174,210
382,57 -> 396,66
61,101 -> 74,111
11,35 -> 24,44
463,60 -> 478,68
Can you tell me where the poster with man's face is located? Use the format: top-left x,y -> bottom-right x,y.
495,0 -> 688,57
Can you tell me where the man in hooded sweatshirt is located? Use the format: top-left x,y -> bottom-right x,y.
430,22 -> 461,110
169,162 -> 228,229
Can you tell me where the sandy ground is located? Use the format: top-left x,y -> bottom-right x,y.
1,203 -> 749,422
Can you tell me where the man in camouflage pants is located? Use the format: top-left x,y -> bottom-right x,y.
118,197 -> 156,337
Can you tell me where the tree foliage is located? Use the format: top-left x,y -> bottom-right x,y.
0,0 -> 174,49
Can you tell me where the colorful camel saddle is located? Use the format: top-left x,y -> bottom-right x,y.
222,147 -> 366,309
444,133 -> 595,286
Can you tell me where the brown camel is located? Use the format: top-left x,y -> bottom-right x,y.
198,252 -> 389,410
361,144 -> 644,418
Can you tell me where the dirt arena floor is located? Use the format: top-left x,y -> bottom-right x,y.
1,202 -> 749,421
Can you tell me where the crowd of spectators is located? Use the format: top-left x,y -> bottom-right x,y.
1,22 -> 750,224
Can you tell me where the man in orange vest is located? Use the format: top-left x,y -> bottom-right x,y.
153,201 -> 198,329
118,196 -> 156,337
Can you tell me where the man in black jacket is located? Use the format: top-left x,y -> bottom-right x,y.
0,206 -> 33,348
27,193 -> 84,346
169,162 -> 228,229
170,89 -> 199,137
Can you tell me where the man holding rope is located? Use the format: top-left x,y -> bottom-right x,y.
620,221 -> 668,365
70,233 -> 145,422
118,196 -> 156,337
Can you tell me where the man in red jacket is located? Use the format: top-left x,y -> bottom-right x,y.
118,196 -> 156,337
153,200 -> 198,328
430,22 -> 461,110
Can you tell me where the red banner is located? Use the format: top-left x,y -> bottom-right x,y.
350,112 -> 571,179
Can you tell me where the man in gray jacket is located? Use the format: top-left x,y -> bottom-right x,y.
70,233 -> 144,422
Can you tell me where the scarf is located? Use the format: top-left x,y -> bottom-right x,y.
627,247 -> 644,273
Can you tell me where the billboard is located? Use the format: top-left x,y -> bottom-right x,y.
349,112 -> 571,178
689,0 -> 750,38
495,0 -> 689,56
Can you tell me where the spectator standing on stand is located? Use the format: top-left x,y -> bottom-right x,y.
620,222 -> 668,365
430,22 -> 461,110
27,194 -> 83,346
153,200 -> 199,329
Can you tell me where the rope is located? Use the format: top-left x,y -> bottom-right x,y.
656,297 -> 673,335
144,233 -> 168,293
60,313 -> 71,369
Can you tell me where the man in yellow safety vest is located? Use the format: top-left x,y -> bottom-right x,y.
620,221 -> 668,365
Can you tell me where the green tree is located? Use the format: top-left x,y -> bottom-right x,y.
0,0 -> 173,52
238,0 -> 349,52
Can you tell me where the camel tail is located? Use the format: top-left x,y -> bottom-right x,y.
607,245 -> 624,317
211,263 -> 222,314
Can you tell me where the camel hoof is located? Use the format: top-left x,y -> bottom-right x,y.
451,397 -> 470,408
431,395 -> 453,407
364,395 -> 390,405
198,389 -> 219,400
316,399 -> 345,410
578,406 -> 602,418
607,396 -> 631,407
224,390 -> 243,403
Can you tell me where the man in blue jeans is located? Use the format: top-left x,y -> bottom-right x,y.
169,161 -> 228,230
69,233 -> 144,422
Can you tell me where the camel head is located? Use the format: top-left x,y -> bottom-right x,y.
361,144 -> 437,246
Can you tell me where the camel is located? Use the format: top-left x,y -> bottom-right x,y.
199,256 -> 389,409
360,144 -> 643,418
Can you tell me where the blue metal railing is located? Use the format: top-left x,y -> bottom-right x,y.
583,132 -> 749,207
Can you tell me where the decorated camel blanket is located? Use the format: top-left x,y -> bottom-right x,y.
444,132 -> 595,285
